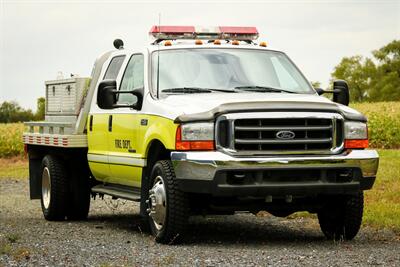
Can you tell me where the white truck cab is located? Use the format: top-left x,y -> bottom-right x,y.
23,26 -> 379,244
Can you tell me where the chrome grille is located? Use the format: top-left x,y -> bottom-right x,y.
216,112 -> 344,155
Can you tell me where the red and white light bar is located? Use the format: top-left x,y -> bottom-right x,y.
149,25 -> 259,41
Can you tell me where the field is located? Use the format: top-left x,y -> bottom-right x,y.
0,123 -> 24,158
0,101 -> 399,232
351,102 -> 400,149
363,149 -> 400,230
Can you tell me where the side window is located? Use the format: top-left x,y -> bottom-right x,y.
103,56 -> 126,80
118,54 -> 144,104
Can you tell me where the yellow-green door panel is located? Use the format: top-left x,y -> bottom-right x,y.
87,114 -> 110,181
108,114 -> 142,186
108,165 -> 142,187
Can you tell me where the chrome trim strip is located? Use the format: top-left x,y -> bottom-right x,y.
235,125 -> 332,131
171,150 -> 379,181
87,153 -> 146,167
235,138 -> 332,145
224,112 -> 343,120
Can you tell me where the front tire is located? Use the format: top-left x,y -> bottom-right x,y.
40,155 -> 68,221
317,192 -> 364,240
147,160 -> 189,244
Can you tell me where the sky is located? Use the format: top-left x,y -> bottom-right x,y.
0,0 -> 399,111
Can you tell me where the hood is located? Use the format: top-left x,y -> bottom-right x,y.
160,92 -> 334,113
147,92 -> 366,122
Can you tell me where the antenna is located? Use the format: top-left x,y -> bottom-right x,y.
156,13 -> 161,98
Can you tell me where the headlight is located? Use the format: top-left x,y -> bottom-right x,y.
344,121 -> 368,139
176,122 -> 215,151
180,122 -> 214,141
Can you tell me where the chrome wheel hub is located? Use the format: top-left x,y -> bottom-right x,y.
42,167 -> 51,209
147,176 -> 167,230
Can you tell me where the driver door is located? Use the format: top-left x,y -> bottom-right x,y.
107,54 -> 145,187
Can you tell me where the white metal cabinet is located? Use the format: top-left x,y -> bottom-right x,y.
45,77 -> 90,116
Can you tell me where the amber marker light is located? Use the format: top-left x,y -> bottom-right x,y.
344,139 -> 369,149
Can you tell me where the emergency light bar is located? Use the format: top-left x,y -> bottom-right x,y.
149,26 -> 259,41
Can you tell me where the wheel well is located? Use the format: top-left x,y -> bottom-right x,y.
140,140 -> 171,216
145,140 -> 170,173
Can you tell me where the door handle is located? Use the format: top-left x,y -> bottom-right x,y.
108,115 -> 113,132
89,115 -> 93,131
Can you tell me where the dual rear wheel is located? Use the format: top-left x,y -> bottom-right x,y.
40,155 -> 90,221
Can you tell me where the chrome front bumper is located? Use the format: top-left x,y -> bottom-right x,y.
171,150 -> 379,181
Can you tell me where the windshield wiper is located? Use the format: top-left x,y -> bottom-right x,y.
162,87 -> 212,94
234,86 -> 298,94
162,87 -> 237,94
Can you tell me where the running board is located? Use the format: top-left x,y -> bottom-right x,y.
91,184 -> 141,201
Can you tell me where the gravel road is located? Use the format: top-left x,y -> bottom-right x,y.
1,178 -> 399,267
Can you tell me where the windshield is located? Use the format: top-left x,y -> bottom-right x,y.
152,48 -> 314,96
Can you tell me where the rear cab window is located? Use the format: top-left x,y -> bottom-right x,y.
103,55 -> 126,80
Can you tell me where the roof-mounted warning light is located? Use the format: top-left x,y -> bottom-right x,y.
149,26 -> 259,43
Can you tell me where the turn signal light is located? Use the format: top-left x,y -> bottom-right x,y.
175,126 -> 215,151
344,139 -> 369,149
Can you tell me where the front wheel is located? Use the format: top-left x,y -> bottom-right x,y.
147,160 -> 189,244
317,192 -> 364,241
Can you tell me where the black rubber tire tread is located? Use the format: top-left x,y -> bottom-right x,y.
318,192 -> 364,241
41,155 -> 69,221
149,160 -> 189,244
66,159 -> 90,220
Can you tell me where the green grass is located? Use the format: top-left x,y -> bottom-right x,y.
0,157 -> 28,179
291,149 -> 400,232
363,149 -> 400,231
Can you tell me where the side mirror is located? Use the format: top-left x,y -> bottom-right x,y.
315,88 -> 325,95
97,80 -> 117,109
332,80 -> 350,106
97,79 -> 144,109
314,80 -> 350,106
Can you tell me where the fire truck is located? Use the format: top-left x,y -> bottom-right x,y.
23,26 -> 379,244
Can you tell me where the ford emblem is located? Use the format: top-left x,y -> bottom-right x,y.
276,130 -> 295,140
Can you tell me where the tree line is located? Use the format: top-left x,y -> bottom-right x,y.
0,98 -> 45,123
330,40 -> 399,102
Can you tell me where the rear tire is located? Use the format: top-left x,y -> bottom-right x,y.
147,160 -> 189,244
40,155 -> 68,221
318,192 -> 364,240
